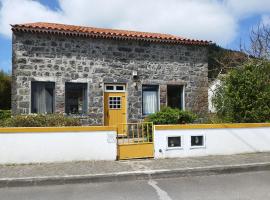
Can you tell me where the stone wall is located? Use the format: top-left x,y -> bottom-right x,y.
12,32 -> 208,125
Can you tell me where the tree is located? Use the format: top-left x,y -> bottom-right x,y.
208,44 -> 248,82
213,60 -> 270,123
0,70 -> 11,110
243,23 -> 270,59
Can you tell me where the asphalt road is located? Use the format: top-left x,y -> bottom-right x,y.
1,171 -> 270,200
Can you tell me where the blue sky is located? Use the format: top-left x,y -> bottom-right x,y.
0,0 -> 269,72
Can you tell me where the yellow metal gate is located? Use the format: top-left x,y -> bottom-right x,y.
117,122 -> 154,160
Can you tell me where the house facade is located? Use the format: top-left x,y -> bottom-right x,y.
11,22 -> 209,126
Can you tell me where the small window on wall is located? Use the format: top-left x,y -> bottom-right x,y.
109,97 -> 121,109
191,135 -> 205,148
31,81 -> 55,114
167,136 -> 182,148
142,85 -> 159,115
105,84 -> 125,92
167,85 -> 184,110
65,83 -> 87,114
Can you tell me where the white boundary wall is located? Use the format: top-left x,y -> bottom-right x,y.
0,130 -> 117,164
154,127 -> 270,159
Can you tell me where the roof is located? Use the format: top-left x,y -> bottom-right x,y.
11,22 -> 211,46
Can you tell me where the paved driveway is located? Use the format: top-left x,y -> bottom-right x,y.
1,171 -> 270,200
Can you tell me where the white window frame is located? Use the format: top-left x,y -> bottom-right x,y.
142,85 -> 160,116
166,135 -> 184,150
190,134 -> 206,149
104,84 -> 126,92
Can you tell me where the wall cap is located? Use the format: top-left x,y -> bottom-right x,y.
0,126 -> 117,133
155,123 -> 270,130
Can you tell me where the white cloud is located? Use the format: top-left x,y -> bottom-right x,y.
0,0 -> 64,37
0,0 -> 269,46
224,0 -> 270,19
262,15 -> 270,26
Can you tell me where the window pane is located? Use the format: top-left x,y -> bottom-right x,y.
142,85 -> 159,115
116,86 -> 124,91
191,136 -> 204,146
109,96 -> 121,109
65,83 -> 87,114
31,82 -> 55,114
106,85 -> 114,91
167,85 -> 183,109
168,137 -> 181,147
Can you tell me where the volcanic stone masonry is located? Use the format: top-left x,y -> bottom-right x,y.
12,31 -> 208,125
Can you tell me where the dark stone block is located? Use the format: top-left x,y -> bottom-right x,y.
135,48 -> 145,53
118,47 -> 132,52
17,58 -> 27,64
32,47 -> 45,51
30,58 -> 44,63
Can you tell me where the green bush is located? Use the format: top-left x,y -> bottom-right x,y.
0,114 -> 81,127
213,60 -> 270,123
0,110 -> 11,120
145,107 -> 197,125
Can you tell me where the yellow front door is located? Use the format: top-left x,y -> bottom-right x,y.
104,92 -> 127,134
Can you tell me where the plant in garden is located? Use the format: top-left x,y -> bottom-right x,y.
213,60 -> 270,123
1,114 -> 81,127
145,107 -> 196,125
0,110 -> 11,120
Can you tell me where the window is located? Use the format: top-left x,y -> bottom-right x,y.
142,85 -> 159,115
31,82 -> 55,114
191,135 -> 205,148
65,83 -> 87,114
105,85 -> 114,91
105,84 -> 125,92
116,85 -> 124,91
167,85 -> 184,109
109,97 -> 121,109
167,136 -> 182,148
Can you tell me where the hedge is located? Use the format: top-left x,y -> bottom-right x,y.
145,107 -> 197,125
0,114 -> 81,127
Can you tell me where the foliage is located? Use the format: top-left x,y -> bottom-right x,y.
205,113 -> 228,124
0,70 -> 11,110
0,114 -> 81,127
213,60 -> 270,123
145,107 -> 197,125
0,110 -> 11,120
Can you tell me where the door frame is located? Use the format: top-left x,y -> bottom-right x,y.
103,83 -> 128,126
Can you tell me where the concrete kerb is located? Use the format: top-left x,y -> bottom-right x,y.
1,162 -> 270,188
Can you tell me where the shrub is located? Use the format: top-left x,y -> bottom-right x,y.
0,110 -> 11,120
213,60 -> 270,123
1,114 -> 81,127
145,107 -> 197,125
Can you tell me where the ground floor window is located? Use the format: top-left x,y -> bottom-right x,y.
167,136 -> 182,148
167,85 -> 184,110
65,83 -> 87,114
191,135 -> 205,148
31,81 -> 55,114
142,85 -> 159,115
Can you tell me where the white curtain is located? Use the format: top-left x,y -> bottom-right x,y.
143,91 -> 158,115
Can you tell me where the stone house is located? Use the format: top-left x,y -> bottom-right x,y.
11,22 -> 210,126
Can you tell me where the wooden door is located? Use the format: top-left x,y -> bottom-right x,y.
104,92 -> 127,134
